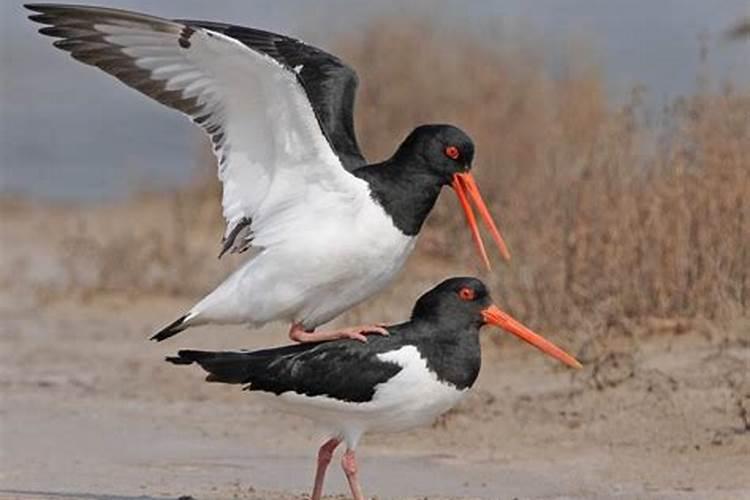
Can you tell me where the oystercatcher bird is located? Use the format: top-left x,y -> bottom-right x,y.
168,277 -> 581,500
27,4 -> 511,343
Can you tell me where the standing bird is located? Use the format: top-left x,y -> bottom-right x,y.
27,4 -> 511,343
168,277 -> 581,500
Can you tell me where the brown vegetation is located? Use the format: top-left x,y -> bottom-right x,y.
342,20 -> 750,332
25,19 -> 750,336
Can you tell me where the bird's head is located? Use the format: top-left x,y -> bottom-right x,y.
411,277 -> 582,369
398,124 -> 475,180
396,124 -> 510,269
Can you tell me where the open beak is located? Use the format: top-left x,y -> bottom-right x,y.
451,172 -> 511,270
481,305 -> 582,369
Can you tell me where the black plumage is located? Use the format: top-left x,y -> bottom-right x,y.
171,340 -> 402,403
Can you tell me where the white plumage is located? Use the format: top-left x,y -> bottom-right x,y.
189,198 -> 416,329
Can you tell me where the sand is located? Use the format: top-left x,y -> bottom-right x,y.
1,201 -> 749,500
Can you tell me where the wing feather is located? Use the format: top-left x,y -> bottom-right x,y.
177,20 -> 367,171
27,4 -> 365,253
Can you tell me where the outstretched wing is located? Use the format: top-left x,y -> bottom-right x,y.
26,4 -> 367,255
177,20 -> 366,172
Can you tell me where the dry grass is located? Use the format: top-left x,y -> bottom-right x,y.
23,19 -> 750,334
337,20 -> 750,331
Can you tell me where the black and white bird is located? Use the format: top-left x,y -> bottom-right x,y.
168,277 -> 581,500
27,4 -> 512,344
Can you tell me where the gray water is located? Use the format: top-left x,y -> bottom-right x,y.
2,0 -> 748,201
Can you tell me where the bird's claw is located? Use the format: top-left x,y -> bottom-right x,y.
330,325 -> 389,343
289,324 -> 390,344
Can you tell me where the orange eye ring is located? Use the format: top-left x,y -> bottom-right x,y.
445,145 -> 460,160
458,287 -> 475,301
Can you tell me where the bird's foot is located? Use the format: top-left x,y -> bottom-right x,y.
289,323 -> 389,343
342,449 -> 365,500
311,438 -> 341,500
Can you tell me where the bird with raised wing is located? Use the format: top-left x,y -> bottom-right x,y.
27,4 -> 511,343
168,276 -> 581,500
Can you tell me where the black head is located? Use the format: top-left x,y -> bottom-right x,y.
410,276 -> 491,327
409,276 -> 583,369
359,123 -> 511,263
394,124 -> 475,184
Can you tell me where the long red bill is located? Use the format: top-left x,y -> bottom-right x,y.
451,173 -> 490,269
451,172 -> 511,271
481,305 -> 582,369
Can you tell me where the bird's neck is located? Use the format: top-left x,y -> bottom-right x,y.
399,320 -> 482,390
353,160 -> 444,236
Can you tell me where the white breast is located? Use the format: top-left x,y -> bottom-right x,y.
293,190 -> 417,328
368,345 -> 469,432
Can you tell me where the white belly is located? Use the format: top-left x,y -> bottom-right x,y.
295,210 -> 416,327
192,196 -> 416,329
268,345 -> 468,448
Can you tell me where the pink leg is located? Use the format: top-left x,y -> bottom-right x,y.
341,448 -> 365,500
311,438 -> 340,500
289,322 -> 389,344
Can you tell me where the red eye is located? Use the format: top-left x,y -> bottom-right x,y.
445,145 -> 460,160
458,287 -> 475,301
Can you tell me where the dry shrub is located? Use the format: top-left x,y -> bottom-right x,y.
53,176 -> 228,298
333,19 -> 750,330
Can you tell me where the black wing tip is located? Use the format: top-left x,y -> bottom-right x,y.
25,4 -> 70,16
166,349 -> 211,365
217,241 -> 230,259
24,3 -> 49,12
25,4 -> 76,28
165,355 -> 192,365
150,314 -> 189,342
169,350 -> 254,385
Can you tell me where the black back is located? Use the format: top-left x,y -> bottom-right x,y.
177,20 -> 366,171
169,277 -> 491,403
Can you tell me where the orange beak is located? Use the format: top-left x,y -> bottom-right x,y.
451,172 -> 511,270
481,305 -> 582,369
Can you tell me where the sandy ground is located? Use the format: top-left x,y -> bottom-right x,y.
1,201 -> 750,500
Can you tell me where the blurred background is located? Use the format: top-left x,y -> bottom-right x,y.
1,1 -> 749,499
2,0 -> 750,200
